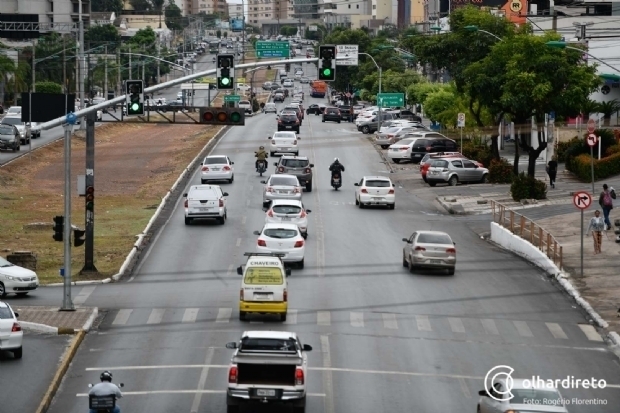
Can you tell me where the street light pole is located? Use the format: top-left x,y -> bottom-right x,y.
359,52 -> 383,130
79,0 -> 86,130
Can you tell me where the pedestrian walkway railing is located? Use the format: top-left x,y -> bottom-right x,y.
491,200 -> 563,269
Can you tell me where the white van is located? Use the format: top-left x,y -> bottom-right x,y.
268,131 -> 299,156
183,184 -> 229,225
237,253 -> 291,321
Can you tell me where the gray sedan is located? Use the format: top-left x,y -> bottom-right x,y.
402,230 -> 456,275
375,126 -> 426,149
261,174 -> 302,207
0,124 -> 20,152
426,158 -> 489,187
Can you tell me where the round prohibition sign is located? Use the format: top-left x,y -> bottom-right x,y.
587,133 -> 598,147
573,192 -> 592,210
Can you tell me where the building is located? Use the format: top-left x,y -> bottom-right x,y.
90,11 -> 116,26
246,0 -> 287,26
397,0 -> 410,28
228,1 -> 244,19
190,0 -> 228,16
410,0 -> 425,24
371,0 -> 394,22
0,0 -> 91,34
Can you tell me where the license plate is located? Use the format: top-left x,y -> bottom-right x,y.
254,293 -> 273,300
333,179 -> 340,183
197,207 -> 211,211
282,217 -> 292,221
257,389 -> 276,397
286,126 -> 292,129
372,197 -> 383,200
414,154 -> 421,157
431,171 -> 438,174
29,283 -> 37,288
430,259 -> 442,264
211,168 -> 220,171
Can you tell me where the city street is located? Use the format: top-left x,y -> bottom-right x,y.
8,64 -> 620,412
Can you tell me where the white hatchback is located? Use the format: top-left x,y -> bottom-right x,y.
0,256 -> 39,297
265,200 -> 311,238
200,155 -> 234,184
254,223 -> 306,268
354,176 -> 396,209
388,138 -> 419,163
0,301 -> 23,359
269,131 -> 299,156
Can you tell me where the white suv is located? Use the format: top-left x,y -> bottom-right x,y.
183,185 -> 229,225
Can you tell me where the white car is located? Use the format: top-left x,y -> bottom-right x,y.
0,301 -> 23,359
0,256 -> 40,297
354,176 -> 396,209
262,174 -> 303,207
200,155 -> 234,184
388,138 -> 419,163
269,131 -> 299,156
265,200 -> 311,239
283,79 -> 294,88
237,83 -> 252,92
254,223 -> 306,268
183,184 -> 229,225
263,102 -> 277,113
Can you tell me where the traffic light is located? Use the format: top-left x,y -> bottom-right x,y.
217,54 -> 235,89
125,80 -> 144,115
73,229 -> 86,247
285,63 -> 290,72
199,107 -> 245,126
318,45 -> 336,81
85,186 -> 94,212
53,216 -> 64,242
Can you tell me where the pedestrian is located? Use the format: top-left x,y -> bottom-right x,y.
587,210 -> 606,254
546,156 -> 558,188
598,184 -> 616,230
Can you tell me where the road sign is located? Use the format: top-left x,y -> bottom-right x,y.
336,44 -> 359,66
573,191 -> 592,210
256,41 -> 290,58
224,94 -> 241,102
587,133 -> 598,147
587,118 -> 596,133
457,112 -> 465,128
377,93 -> 405,107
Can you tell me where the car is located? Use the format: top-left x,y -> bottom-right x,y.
284,105 -> 303,124
426,158 -> 489,186
261,173 -> 302,207
322,107 -> 341,123
306,104 -> 325,115
265,200 -> 311,238
0,301 -> 22,359
406,132 -> 457,163
274,155 -> 314,191
5,106 -> 21,116
262,82 -> 274,90
387,138 -> 420,163
478,378 -> 569,413
277,112 -> 301,133
419,153 -> 482,182
0,124 -> 21,152
356,113 -> 395,134
200,155 -> 234,184
338,105 -> 353,121
263,102 -> 277,113
0,256 -> 40,297
237,83 -> 251,92
289,102 -> 305,119
375,126 -> 426,149
354,176 -> 396,209
402,230 -> 456,275
270,83 -> 281,90
283,79 -> 294,88
0,116 -> 30,144
273,92 -> 285,102
293,92 -> 304,100
183,184 -> 229,225
300,77 -> 310,83
254,223 -> 306,267
275,88 -> 289,97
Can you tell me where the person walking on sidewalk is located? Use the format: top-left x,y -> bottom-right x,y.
587,210 -> 606,254
598,184 -> 616,230
546,156 -> 558,188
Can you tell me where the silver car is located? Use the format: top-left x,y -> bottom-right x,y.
426,158 -> 489,187
261,174 -> 302,207
375,126 -> 426,149
478,378 -> 569,413
402,230 -> 456,275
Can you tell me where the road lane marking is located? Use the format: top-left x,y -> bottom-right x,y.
481,319 -> 499,335
546,322 -> 568,339
182,308 -> 199,323
146,309 -> 165,325
241,216 -> 247,224
578,324 -> 604,342
190,347 -> 215,413
513,321 -> 533,338
382,313 -> 398,329
73,286 -> 96,306
284,309 -> 297,325
236,238 -> 242,247
415,315 -> 432,331
448,317 -> 465,333
317,311 -> 331,326
112,309 -> 132,325
459,377 -> 471,398
216,308 -> 232,323
321,335 -> 335,413
76,391 -> 326,397
226,264 -> 233,276
350,312 -> 364,327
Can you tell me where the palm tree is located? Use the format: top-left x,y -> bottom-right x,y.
581,99 -> 600,119
0,54 -> 29,105
597,99 -> 620,126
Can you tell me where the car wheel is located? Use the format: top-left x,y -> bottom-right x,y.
448,176 -> 458,186
13,347 -> 22,359
337,120 -> 341,123
359,201 -> 364,209
298,259 -> 304,269
447,267 -> 455,275
15,292 -> 28,297
423,176 -> 427,183
403,254 -> 408,268
428,182 -> 437,187
355,197 -> 359,206
201,179 -> 206,184
219,214 -> 226,225
184,217 -> 191,225
270,152 -> 275,156
408,257 -> 416,273
362,126 -> 370,134
296,128 -> 300,134
239,312 -> 247,321
322,119 -> 325,122
281,313 -> 287,322
229,175 -> 234,183
389,203 -> 395,210
305,182 -> 312,192
480,174 -> 489,184
0,282 -> 5,297
12,146 -> 17,152
393,159 -> 400,164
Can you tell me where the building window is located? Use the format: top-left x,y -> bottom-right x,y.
356,4 -> 359,8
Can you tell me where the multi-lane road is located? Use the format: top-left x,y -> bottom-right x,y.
5,63 -> 620,412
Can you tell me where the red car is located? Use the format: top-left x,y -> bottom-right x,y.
420,153 -> 484,182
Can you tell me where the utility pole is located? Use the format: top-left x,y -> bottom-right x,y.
61,117 -> 75,311
129,46 -> 132,80
157,38 -> 161,84
31,39 -> 36,92
574,21 -> 593,43
116,47 -> 121,98
63,44 -> 66,93
104,45 -> 108,99
79,0 -> 86,130
81,111 -> 98,274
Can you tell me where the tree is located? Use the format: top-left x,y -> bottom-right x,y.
223,32 -> 228,38
423,88 -> 455,123
85,24 -> 121,46
91,0 -> 123,14
597,100 -> 620,126
164,0 -> 183,30
122,27 -> 171,85
150,0 -> 165,28
35,81 -> 63,94
216,30 -> 222,38
130,0 -> 152,12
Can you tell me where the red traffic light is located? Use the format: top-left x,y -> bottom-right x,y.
86,186 -> 94,202
203,111 -> 215,122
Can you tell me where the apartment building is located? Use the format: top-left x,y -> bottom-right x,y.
228,1 -> 244,19
0,0 -> 91,34
247,0 -> 287,25
190,0 -> 228,16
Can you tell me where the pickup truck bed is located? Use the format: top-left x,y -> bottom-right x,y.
238,363 -> 295,386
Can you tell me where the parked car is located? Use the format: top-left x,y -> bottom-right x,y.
402,230 -> 456,275
274,155 -> 314,191
387,138 -> 420,164
419,153 -> 483,182
426,158 -> 489,186
406,133 -> 458,163
322,107 -> 341,123
375,126 -> 426,149
356,113 -> 395,134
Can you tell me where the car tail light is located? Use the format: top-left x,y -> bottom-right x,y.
278,119 -> 282,124
387,134 -> 394,138
267,186 -> 274,193
361,188 -> 368,193
426,146 -> 432,151
446,248 -> 456,254
12,322 -> 21,332
294,240 -> 304,248
222,166 -> 231,171
300,210 -> 307,218
258,239 -> 267,247
415,246 -> 426,251
184,199 -> 188,208
228,366 -> 238,383
388,188 -> 395,194
201,166 -> 209,171
400,147 -> 409,151
267,209 -> 274,217
293,140 -> 298,145
294,187 -> 301,193
283,289 -> 288,302
295,368 -> 304,385
219,199 -> 224,207
278,167 -> 285,173
240,289 -> 244,300
304,168 -> 311,174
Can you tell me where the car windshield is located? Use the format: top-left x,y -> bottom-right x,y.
0,125 -> 15,134
0,257 -> 14,267
281,159 -> 309,168
239,101 -> 250,105
273,133 -> 296,139
365,180 -> 391,188
240,338 -> 297,351
272,204 -> 302,214
244,267 -> 283,285
1,117 -> 21,126
0,307 -> 13,319
264,228 -> 298,239
430,160 -> 449,167
270,176 -> 298,186
204,156 -> 227,165
417,233 -> 453,245
399,139 -> 415,146
510,389 -> 563,406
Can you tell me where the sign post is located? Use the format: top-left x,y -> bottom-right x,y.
573,191 -> 592,278
457,113 -> 465,153
586,133 -> 597,194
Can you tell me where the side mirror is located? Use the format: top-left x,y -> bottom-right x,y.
260,180 -> 267,184
478,390 -> 488,397
285,268 -> 292,277
268,136 -> 272,139
183,193 -> 187,197
309,164 -> 314,168
119,383 -> 124,388
237,266 -> 243,275
306,209 -> 311,213
354,183 -> 359,186
274,162 -> 278,166
223,192 -> 229,197
453,242 -> 456,246
231,162 -> 234,165
302,344 -> 313,352
402,238 -> 409,242
200,162 -> 203,165
253,230 -> 261,235
225,342 -> 238,349
14,312 -> 19,318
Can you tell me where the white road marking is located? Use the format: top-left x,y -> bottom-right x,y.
321,335 -> 335,413
382,313 -> 398,329
546,323 -> 568,339
216,308 -> 232,323
146,309 -> 165,325
73,286 -> 96,306
481,319 -> 499,335
513,321 -> 533,338
182,308 -> 199,323
578,324 -> 604,342
448,317 -> 465,333
112,309 -> 132,325
241,216 -> 247,225
190,347 -> 215,413
350,312 -> 364,327
226,264 -> 233,276
459,377 -> 471,398
317,311 -> 331,326
76,391 -> 326,397
415,315 -> 432,331
284,309 -> 297,325
236,238 -> 242,247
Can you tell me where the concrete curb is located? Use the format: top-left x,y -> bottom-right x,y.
82,307 -> 98,332
19,307 -> 98,334
35,329 -> 86,413
20,322 -> 59,334
366,137 -> 394,174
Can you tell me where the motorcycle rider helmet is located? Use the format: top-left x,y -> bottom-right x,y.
100,371 -> 113,382
334,158 -> 339,162
260,146 -> 265,150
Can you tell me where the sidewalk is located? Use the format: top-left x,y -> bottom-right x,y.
13,306 -> 97,333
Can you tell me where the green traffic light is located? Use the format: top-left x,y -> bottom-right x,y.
131,103 -> 140,111
221,77 -> 231,86
322,68 -> 332,76
230,112 -> 241,123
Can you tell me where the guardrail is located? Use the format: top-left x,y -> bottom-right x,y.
491,200 -> 563,269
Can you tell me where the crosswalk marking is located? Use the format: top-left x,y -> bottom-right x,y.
350,312 -> 364,328
317,311 -> 331,326
513,321 -> 533,337
147,309 -> 165,325
284,310 -> 298,325
416,315 -> 432,331
448,317 -> 465,333
112,309 -> 133,325
546,323 -> 568,339
481,319 -> 499,335
182,308 -> 199,323
578,325 -> 604,342
382,314 -> 398,329
216,308 -> 231,323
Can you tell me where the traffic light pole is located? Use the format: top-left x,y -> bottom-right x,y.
81,112 -> 98,274
61,123 -> 75,311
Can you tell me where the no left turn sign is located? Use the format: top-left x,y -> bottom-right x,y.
587,134 -> 598,147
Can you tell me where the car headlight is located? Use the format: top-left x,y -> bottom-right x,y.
19,131 -> 25,137
5,275 -> 17,281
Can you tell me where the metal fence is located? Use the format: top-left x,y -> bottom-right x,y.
491,200 -> 563,269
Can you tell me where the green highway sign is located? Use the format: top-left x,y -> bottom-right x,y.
224,94 -> 241,102
256,41 -> 290,58
377,93 -> 405,107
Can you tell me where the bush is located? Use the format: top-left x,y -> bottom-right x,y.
510,173 -> 547,201
251,99 -> 260,113
606,144 -> 620,156
35,81 -> 62,94
567,152 -> 620,182
488,158 -> 514,184
461,142 -> 494,167
556,137 -> 580,162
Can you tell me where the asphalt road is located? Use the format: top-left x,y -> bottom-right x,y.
13,65 -> 620,412
0,332 -> 71,413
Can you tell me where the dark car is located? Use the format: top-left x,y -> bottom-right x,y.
338,105 -> 353,121
273,92 -> 285,102
270,83 -> 280,91
322,107 -> 341,123
306,104 -> 325,115
408,133 -> 458,163
0,124 -> 20,152
284,106 -> 303,124
398,110 -> 422,122
277,112 -> 301,133
274,155 -> 314,191
275,88 -> 289,97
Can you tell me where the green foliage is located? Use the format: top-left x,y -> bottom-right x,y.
120,27 -> 171,85
35,81 -> 62,94
462,142 -> 493,167
280,26 -> 297,36
568,153 -> 620,182
252,99 -> 260,113
510,173 -> 547,201
164,0 -> 183,30
92,0 -> 123,14
407,82 -> 446,105
216,30 -> 222,38
563,129 -> 616,167
606,144 -> 620,156
223,32 -> 228,38
488,158 -> 514,183
423,88 -> 454,122
85,24 -> 121,46
360,69 -> 422,103
555,137 -> 580,162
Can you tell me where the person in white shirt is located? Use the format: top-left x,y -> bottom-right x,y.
88,371 -> 122,413
586,210 -> 606,254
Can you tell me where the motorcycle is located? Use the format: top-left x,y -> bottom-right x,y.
256,159 -> 267,176
88,383 -> 124,413
331,173 -> 342,190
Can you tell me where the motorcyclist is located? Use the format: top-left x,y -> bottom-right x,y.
329,158 -> 345,178
89,371 -> 122,413
255,146 -> 268,170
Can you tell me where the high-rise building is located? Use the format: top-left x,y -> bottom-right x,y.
0,0 -> 91,34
